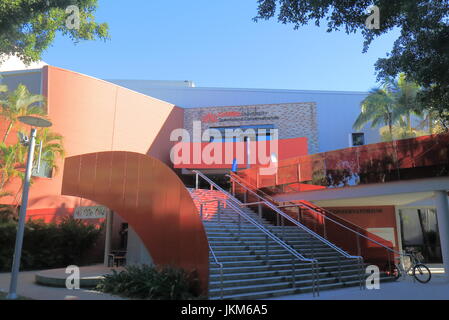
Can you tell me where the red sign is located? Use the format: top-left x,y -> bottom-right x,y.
201,111 -> 242,123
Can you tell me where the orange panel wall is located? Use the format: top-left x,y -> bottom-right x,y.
61,152 -> 209,293
2,66 -> 185,221
323,206 -> 400,252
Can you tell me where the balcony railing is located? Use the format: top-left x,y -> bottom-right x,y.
237,133 -> 449,191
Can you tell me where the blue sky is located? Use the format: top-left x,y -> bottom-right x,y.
42,0 -> 400,92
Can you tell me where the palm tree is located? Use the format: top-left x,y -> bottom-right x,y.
354,75 -> 426,141
0,142 -> 24,191
33,128 -> 65,176
7,128 -> 65,206
392,74 -> 422,134
14,128 -> 65,176
353,84 -> 397,138
0,84 -> 46,143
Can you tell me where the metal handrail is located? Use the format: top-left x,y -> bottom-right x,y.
229,173 -> 408,258
208,242 -> 224,300
227,173 -> 361,260
227,172 -> 365,289
228,173 -> 418,286
189,190 -> 224,219
193,170 -> 320,296
298,201 -> 405,256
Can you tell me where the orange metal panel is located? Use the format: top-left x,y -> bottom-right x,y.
61,151 -> 209,294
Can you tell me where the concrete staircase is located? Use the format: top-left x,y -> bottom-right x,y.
189,188 -> 394,300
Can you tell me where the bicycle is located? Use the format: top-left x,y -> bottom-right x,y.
392,249 -> 431,284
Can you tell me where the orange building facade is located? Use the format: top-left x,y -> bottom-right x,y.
2,64 -> 448,285
2,66 -> 185,221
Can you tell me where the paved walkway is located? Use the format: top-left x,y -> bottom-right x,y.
268,272 -> 449,300
1,266 -> 447,300
0,266 -> 125,300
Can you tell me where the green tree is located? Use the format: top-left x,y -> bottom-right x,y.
0,143 -> 24,191
7,128 -> 65,206
354,74 -> 434,141
0,0 -> 109,64
353,85 -> 397,138
379,124 -> 428,142
0,128 -> 65,204
0,84 -> 65,204
393,74 -> 421,135
25,127 -> 65,176
254,1 -> 449,117
0,84 -> 46,143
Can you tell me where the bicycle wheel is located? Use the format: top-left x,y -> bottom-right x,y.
392,264 -> 402,281
413,264 -> 431,283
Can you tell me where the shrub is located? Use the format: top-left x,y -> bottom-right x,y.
0,216 -> 102,272
0,205 -> 17,224
96,265 -> 201,300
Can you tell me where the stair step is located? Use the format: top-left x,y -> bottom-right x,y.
209,266 -> 364,282
188,187 -> 377,300
209,260 -> 362,274
209,269 -> 366,289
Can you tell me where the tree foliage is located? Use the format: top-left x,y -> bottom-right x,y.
0,216 -> 102,271
0,83 -> 46,143
354,74 -> 447,142
0,0 -> 109,64
255,0 -> 449,116
0,84 -> 65,200
96,265 -> 202,300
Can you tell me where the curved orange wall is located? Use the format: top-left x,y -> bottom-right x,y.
62,151 -> 209,293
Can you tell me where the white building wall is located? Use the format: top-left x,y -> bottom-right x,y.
126,226 -> 153,266
107,81 -> 378,153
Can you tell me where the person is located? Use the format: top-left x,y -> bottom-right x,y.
119,223 -> 128,250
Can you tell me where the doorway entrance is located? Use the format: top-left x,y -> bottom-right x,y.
398,208 -> 443,263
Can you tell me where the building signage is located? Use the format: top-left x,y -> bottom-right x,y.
74,206 -> 108,219
201,111 -> 279,123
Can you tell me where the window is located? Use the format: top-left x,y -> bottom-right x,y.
351,133 -> 365,147
32,159 -> 53,178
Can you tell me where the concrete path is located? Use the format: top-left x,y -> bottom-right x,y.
267,272 -> 449,300
2,266 -> 447,300
0,267 -> 125,300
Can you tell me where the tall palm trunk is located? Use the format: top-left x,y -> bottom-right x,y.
407,113 -> 412,134
388,112 -> 394,140
0,172 -> 6,190
2,121 -> 13,143
428,113 -> 434,134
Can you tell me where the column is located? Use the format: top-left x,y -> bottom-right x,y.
103,210 -> 113,267
434,191 -> 449,281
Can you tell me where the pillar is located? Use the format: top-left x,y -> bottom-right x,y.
104,210 -> 113,267
434,191 -> 449,281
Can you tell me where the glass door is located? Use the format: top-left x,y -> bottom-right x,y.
398,208 -> 442,263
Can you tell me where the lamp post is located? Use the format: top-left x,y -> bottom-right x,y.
7,116 -> 52,300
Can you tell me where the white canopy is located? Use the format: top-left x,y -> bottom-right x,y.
0,55 -> 47,72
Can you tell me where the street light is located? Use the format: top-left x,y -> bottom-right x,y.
7,116 -> 52,300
